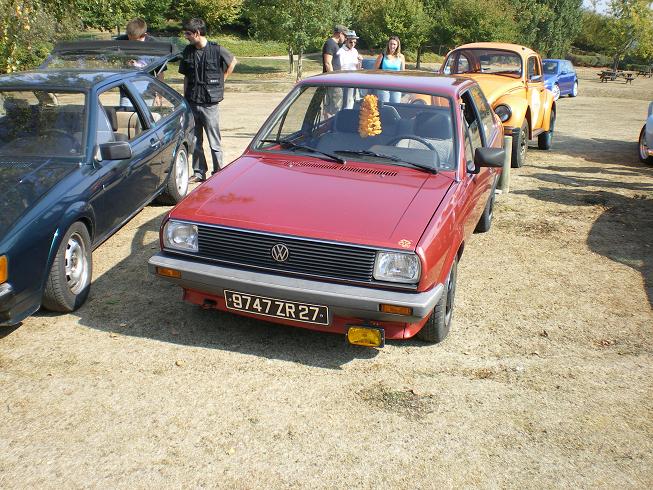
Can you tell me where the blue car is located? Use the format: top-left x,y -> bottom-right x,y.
0,41 -> 195,326
543,59 -> 579,100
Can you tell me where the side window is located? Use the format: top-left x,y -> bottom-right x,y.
468,86 -> 494,144
527,57 -> 540,80
130,77 -> 180,124
95,102 -> 115,145
458,54 -> 471,73
98,86 -> 147,141
461,92 -> 483,153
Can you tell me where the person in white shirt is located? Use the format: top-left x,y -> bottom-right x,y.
336,31 -> 362,108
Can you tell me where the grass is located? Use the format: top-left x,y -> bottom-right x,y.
209,35 -> 288,57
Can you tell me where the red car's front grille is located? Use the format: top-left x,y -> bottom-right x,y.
196,225 -> 377,284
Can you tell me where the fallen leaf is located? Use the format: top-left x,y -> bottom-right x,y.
539,330 -> 549,338
175,360 -> 184,367
119,323 -> 127,328
109,332 -> 118,339
227,447 -> 236,455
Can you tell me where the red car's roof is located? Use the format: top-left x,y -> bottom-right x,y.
299,70 -> 473,97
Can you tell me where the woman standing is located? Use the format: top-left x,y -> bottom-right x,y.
374,35 -> 405,103
336,31 -> 362,108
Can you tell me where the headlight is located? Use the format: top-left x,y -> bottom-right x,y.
163,221 -> 198,252
373,252 -> 421,283
494,104 -> 512,123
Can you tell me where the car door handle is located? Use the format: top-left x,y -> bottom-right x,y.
150,138 -> 161,149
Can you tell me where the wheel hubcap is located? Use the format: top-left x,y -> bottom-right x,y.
520,129 -> 527,159
573,81 -> 578,96
553,85 -> 560,100
65,233 -> 89,294
175,150 -> 189,195
445,265 -> 456,323
640,133 -> 649,160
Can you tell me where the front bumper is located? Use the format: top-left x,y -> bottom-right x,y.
0,282 -> 16,324
148,253 -> 443,324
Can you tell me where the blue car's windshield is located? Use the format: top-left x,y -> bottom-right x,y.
543,61 -> 559,75
0,90 -> 86,158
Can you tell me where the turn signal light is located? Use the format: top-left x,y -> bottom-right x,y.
347,326 -> 385,348
380,304 -> 412,316
0,256 -> 7,283
156,266 -> 181,278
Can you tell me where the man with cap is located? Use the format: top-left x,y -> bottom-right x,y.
336,31 -> 362,108
322,24 -> 348,72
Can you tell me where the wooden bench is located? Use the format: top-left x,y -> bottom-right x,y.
624,73 -> 635,84
599,70 -> 619,82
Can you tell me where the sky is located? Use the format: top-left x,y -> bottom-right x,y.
583,0 -> 609,13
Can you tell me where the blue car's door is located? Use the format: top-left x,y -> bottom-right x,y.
90,84 -> 162,239
560,61 -> 574,95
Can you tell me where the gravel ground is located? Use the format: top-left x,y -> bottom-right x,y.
0,68 -> 651,488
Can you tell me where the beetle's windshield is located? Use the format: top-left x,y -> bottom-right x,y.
543,61 -> 559,75
0,90 -> 86,158
253,85 -> 456,171
443,49 -> 522,78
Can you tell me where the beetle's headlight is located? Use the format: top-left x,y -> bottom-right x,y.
163,221 -> 198,252
373,252 -> 421,283
494,104 -> 512,123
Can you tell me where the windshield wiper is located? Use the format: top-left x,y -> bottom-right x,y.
335,150 -> 437,173
259,139 -> 345,164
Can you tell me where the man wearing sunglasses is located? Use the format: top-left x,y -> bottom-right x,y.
336,31 -> 362,108
180,18 -> 237,183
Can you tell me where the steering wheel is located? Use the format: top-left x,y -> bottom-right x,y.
387,134 -> 436,151
40,129 -> 80,150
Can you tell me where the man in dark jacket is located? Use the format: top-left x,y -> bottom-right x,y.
179,18 -> 237,182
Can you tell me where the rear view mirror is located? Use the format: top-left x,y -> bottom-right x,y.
474,147 -> 505,171
99,141 -> 132,160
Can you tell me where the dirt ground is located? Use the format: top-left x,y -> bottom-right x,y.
1,68 -> 652,488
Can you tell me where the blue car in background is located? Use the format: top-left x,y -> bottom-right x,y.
0,41 -> 195,326
543,59 -> 579,100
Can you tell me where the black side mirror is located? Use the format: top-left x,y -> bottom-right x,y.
472,147 -> 504,174
98,141 -> 132,161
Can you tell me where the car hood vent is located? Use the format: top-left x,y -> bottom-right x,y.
278,160 -> 397,177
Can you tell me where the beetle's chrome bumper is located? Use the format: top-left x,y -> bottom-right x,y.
148,253 -> 443,323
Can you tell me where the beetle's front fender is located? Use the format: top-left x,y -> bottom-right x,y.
494,95 -> 529,132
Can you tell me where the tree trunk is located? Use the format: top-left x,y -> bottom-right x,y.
612,53 -> 620,72
288,47 -> 294,74
416,45 -> 422,70
296,48 -> 303,81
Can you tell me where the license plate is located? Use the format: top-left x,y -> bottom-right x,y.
224,290 -> 329,325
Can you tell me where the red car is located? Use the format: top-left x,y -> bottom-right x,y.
149,71 -> 504,346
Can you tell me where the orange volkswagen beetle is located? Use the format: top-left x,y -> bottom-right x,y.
441,42 -> 556,168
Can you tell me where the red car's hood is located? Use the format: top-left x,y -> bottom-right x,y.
171,154 -> 453,250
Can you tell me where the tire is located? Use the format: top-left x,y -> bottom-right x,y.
538,110 -> 555,150
156,146 -> 189,205
570,80 -> 579,97
511,119 -> 529,168
639,125 -> 653,164
417,258 -> 458,344
475,178 -> 496,233
552,83 -> 560,101
42,222 -> 92,312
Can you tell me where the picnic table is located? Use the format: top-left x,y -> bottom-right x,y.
636,67 -> 652,78
598,70 -> 636,84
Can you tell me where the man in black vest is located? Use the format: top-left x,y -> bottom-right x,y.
179,18 -> 237,183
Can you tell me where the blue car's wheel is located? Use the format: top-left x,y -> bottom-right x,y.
42,222 -> 92,312
552,83 -> 560,101
570,80 -> 579,97
639,125 -> 652,164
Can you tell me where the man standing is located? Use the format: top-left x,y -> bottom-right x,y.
179,18 -> 237,183
322,24 -> 348,72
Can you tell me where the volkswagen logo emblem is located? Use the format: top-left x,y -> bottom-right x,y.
271,243 -> 289,262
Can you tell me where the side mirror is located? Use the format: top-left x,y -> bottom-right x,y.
472,147 -> 504,173
98,141 -> 132,161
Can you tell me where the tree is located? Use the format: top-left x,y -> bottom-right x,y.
244,0 -> 337,79
514,0 -> 584,57
355,0 -> 430,58
171,0 -> 243,32
574,8 -> 613,54
606,0 -> 653,70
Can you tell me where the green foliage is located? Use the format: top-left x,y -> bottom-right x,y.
574,9 -> 614,53
213,35 -> 288,56
606,0 -> 653,69
568,50 -> 612,67
76,0 -> 143,32
514,0 -> 584,57
171,0 -> 243,32
353,0 -> 430,52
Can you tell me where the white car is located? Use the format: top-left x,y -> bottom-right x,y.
639,102 -> 653,164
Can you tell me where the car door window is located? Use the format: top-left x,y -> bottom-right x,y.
98,85 -> 147,141
527,57 -> 541,81
468,86 -> 494,144
461,92 -> 483,151
95,102 -> 115,145
130,77 -> 180,124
